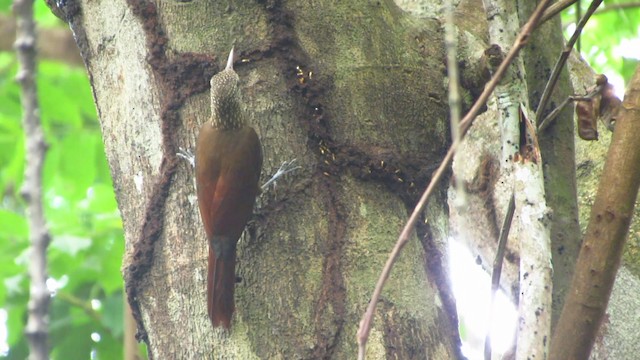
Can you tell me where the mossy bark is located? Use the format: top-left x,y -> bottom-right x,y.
70,0 -> 461,358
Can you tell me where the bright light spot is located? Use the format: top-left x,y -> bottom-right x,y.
0,309 -> 8,356
46,275 -> 69,295
607,73 -> 626,99
4,274 -> 24,295
46,278 -> 61,293
614,38 -> 640,60
134,172 -> 144,193
594,52 -> 608,67
91,332 -> 101,342
449,239 -> 517,360
91,299 -> 102,311
50,195 -> 66,208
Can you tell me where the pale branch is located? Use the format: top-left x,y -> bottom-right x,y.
482,0 -> 526,167
514,147 -> 552,360
549,65 -> 640,360
445,0 -> 466,210
484,192 -> 515,360
482,0 -> 553,356
535,0 -> 603,126
14,0 -> 51,359
356,0 -> 553,358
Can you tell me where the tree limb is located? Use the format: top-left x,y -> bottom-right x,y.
549,64 -> 640,360
356,0 -> 553,357
13,0 -> 51,359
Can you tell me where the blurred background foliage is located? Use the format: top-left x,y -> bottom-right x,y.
0,1 -> 125,359
562,0 -> 640,92
0,0 -> 637,359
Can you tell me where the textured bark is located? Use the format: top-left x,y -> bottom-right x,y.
550,65 -> 640,360
517,1 -> 581,331
450,0 -> 579,304
569,55 -> 640,359
448,0 -> 640,356
66,0 -> 461,358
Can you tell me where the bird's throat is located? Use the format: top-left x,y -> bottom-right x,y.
210,101 -> 243,130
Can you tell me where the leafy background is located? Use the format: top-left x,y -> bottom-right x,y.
0,1 -> 637,359
0,1 -> 125,359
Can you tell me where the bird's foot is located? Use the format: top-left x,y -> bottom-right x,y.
177,147 -> 195,168
261,159 -> 300,190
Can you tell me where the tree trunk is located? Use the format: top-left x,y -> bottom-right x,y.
448,1 -> 640,358
64,0 -> 462,358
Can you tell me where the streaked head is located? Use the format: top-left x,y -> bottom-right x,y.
209,47 -> 242,129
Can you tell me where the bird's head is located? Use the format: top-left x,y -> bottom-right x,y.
209,47 -> 242,129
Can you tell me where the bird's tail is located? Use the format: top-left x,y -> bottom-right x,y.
207,247 -> 236,329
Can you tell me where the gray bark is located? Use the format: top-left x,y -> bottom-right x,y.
66,0 -> 461,358
448,1 -> 640,358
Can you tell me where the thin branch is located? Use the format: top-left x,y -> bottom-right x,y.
56,292 -> 102,323
537,84 -> 603,132
13,0 -> 51,359
540,0 -> 578,24
484,192 -> 515,360
535,0 -> 603,126
537,97 -> 571,132
356,0 -> 553,358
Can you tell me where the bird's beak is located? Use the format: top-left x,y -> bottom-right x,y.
226,47 -> 234,71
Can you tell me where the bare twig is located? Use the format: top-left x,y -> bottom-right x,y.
13,0 -> 51,359
56,292 -> 102,323
535,0 -> 603,126
540,0 -> 578,24
537,97 -> 572,132
537,84 -> 603,132
356,1 -> 553,358
484,192 -> 515,360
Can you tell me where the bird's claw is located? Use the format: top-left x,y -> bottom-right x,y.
177,147 -> 195,168
261,159 -> 300,190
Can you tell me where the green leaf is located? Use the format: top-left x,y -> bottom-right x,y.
50,323 -> 94,360
94,330 -> 123,360
0,2 -> 11,13
98,236 -> 124,294
100,292 -> 124,338
0,210 -> 27,240
5,300 -> 27,350
58,132 -> 98,193
34,1 -> 65,27
86,184 -> 118,214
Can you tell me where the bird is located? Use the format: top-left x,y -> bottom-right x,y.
195,47 -> 263,329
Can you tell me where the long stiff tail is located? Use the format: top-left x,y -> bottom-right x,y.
207,247 -> 236,329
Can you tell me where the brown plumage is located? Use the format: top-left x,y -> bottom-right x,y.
195,48 -> 262,329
